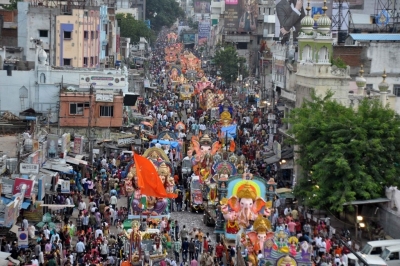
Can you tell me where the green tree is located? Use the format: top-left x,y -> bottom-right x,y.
213,45 -> 248,85
117,13 -> 155,44
146,0 -> 185,32
188,18 -> 199,30
286,91 -> 400,212
0,0 -> 21,10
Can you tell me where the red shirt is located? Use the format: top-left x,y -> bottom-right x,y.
216,244 -> 224,257
203,239 -> 209,250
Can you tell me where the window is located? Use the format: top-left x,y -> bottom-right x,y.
91,31 -> 94,39
63,59 -> 72,66
83,57 -> 88,66
70,103 -> 84,115
100,106 -> 114,117
90,57 -> 94,65
63,31 -> 72,39
84,31 -> 88,39
393,84 -> 400,96
39,30 -> 48,37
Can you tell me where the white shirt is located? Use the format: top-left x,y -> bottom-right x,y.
78,201 -> 87,211
95,228 -> 103,238
110,195 -> 118,205
43,229 -> 50,239
31,259 -> 39,266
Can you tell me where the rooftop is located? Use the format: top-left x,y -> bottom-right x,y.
349,33 -> 400,42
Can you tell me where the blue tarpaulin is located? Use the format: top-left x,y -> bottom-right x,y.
150,140 -> 180,149
221,125 -> 237,138
2,197 -> 31,209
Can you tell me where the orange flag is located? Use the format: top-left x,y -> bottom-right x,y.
133,153 -> 177,198
229,139 -> 236,152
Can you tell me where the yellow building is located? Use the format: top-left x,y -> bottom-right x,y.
56,9 -> 100,67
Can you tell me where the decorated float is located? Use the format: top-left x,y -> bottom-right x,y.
217,175 -> 312,266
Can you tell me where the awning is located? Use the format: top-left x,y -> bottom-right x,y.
280,159 -> 294,169
264,155 -> 280,164
40,204 -> 74,210
0,251 -> 11,259
42,163 -> 73,173
343,198 -> 390,206
65,156 -> 88,165
1,197 -> 13,205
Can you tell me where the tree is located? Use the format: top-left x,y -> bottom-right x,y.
286,91 -> 400,212
213,45 -> 248,85
146,0 -> 185,32
117,13 -> 155,44
0,0 -> 21,10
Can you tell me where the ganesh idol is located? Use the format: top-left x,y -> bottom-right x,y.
221,182 -> 268,229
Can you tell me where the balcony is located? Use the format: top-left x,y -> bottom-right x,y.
280,89 -> 296,102
263,15 -> 275,23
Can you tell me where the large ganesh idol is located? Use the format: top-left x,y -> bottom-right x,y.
189,134 -> 221,183
180,52 -> 201,72
221,176 -> 272,237
126,148 -> 172,216
195,76 -> 214,93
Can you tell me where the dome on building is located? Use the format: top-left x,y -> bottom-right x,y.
355,65 -> 367,89
38,48 -> 48,65
378,69 -> 389,92
316,0 -> 332,34
300,0 -> 314,34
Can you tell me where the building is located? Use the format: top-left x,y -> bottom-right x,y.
56,9 -> 101,67
0,10 -> 18,47
0,43 -> 128,124
59,89 -> 124,128
17,2 -> 62,65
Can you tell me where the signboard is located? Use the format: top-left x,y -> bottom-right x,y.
183,33 -> 196,44
73,136 -> 84,154
13,178 -> 34,198
118,136 -> 136,147
274,0 -> 332,41
194,1 -> 210,13
47,134 -> 59,159
4,201 -> 16,227
37,176 -> 45,200
79,74 -> 126,89
61,133 -> 70,153
198,21 -> 210,45
20,163 -> 39,174
224,0 -> 258,34
28,151 -> 40,164
17,230 -> 29,248
60,180 -> 70,193
95,90 -> 114,102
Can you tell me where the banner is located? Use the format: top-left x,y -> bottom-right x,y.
17,230 -> 29,248
60,180 -> 71,193
274,0 -> 333,42
73,136 -> 84,154
61,133 -> 71,153
198,21 -> 211,45
38,176 -> 46,200
224,0 -> 258,34
183,33 -> 196,44
194,1 -> 210,13
4,201 -> 16,227
47,134 -> 59,159
13,178 -> 34,198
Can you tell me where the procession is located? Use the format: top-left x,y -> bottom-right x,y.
0,26 -> 362,266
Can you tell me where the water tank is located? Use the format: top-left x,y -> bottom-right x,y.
24,138 -> 33,153
6,158 -> 18,174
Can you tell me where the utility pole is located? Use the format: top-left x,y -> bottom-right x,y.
87,84 -> 94,166
57,76 -> 63,135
